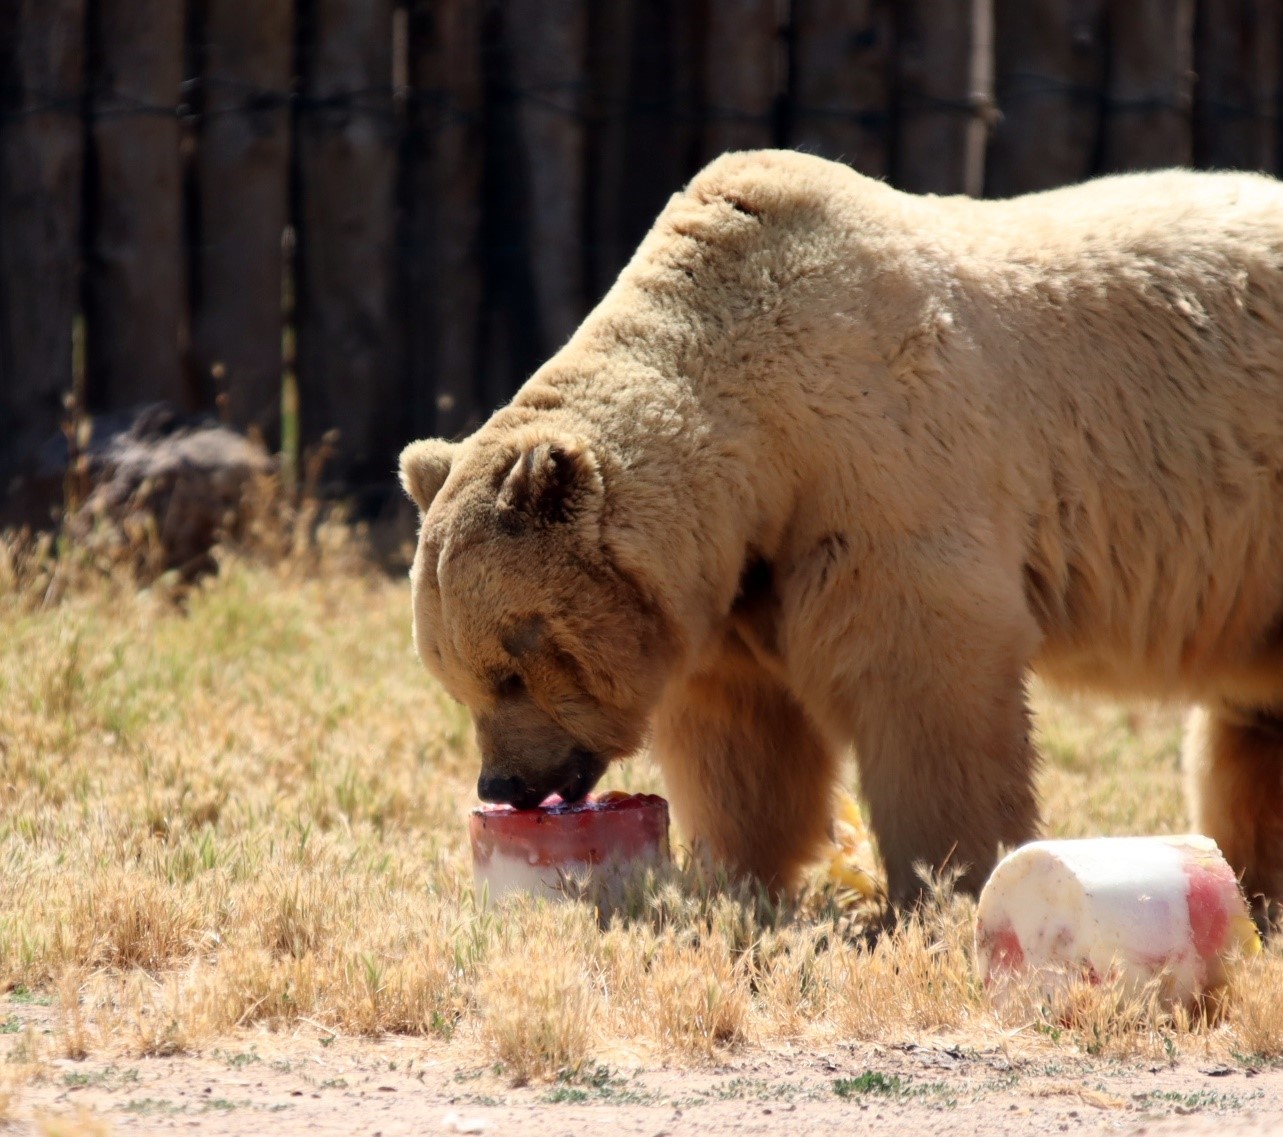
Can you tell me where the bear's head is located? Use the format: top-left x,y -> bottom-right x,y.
399,430 -> 675,809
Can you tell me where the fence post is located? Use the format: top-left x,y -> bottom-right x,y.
403,0 -> 486,439
191,0 -> 294,444
986,0 -> 1104,196
295,0 -> 399,483
84,0 -> 187,413
1101,0 -> 1194,171
703,0 -> 785,159
1193,0 -> 1281,173
587,0 -> 637,298
894,0 -> 995,196
587,0 -> 704,298
0,0 -> 86,515
788,0 -> 894,179
504,0 -> 589,358
479,0 -> 588,410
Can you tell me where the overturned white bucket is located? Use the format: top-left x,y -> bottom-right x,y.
975,835 -> 1260,1008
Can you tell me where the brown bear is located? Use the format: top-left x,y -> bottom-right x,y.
400,149 -> 1283,912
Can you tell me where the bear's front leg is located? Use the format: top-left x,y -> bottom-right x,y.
650,642 -> 840,892
849,640 -> 1040,908
777,529 -> 1043,908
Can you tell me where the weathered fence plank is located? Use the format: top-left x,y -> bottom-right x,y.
703,0 -> 783,158
0,0 -> 85,499
505,0 -> 589,356
1193,0 -> 1281,172
986,0 -> 1105,196
479,0 -> 588,411
1101,0 -> 1195,171
894,0 -> 995,196
788,0 -> 893,178
403,0 -> 486,438
586,0 -> 637,298
84,0 -> 187,412
295,0 -> 398,481
589,0 -> 703,296
192,0 -> 293,442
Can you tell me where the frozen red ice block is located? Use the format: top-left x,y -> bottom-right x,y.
975,835 -> 1260,1007
469,791 -> 669,904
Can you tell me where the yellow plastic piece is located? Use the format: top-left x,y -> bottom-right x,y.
827,790 -> 882,899
1229,913 -> 1263,958
828,855 -> 881,898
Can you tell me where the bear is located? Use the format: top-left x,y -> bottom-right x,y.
400,148 -> 1283,914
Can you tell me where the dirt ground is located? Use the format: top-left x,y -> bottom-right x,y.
10,1001 -> 1283,1137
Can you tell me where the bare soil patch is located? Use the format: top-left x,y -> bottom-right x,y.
9,998 -> 1283,1137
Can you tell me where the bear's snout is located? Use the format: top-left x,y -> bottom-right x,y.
474,701 -> 613,808
477,771 -> 540,809
475,746 -> 608,810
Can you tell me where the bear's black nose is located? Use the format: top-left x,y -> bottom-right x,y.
477,772 -> 532,806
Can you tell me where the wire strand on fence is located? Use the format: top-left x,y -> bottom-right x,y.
995,71 -> 1274,123
9,77 -> 1267,130
0,87 -> 994,127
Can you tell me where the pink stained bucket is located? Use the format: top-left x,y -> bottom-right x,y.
975,834 -> 1260,1008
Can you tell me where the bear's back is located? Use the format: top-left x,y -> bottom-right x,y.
676,153 -> 1283,700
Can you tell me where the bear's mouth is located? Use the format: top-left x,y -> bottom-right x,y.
477,747 -> 609,810
556,748 -> 608,804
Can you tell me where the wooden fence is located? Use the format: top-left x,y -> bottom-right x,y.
1,0 -> 1281,495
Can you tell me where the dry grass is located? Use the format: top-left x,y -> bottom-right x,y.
2,529 -> 1283,1087
36,1110 -> 112,1137
477,904 -> 601,1082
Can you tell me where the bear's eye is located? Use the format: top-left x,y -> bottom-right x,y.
497,673 -> 525,698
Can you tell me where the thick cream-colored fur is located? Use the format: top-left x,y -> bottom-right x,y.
402,149 -> 1283,906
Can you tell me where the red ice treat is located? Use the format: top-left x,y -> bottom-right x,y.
469,791 -> 670,904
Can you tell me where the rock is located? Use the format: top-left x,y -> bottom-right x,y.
58,403 -> 274,578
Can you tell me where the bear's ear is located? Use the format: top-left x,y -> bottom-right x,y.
496,439 -> 602,531
399,438 -> 458,513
